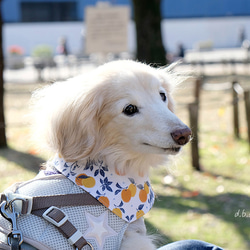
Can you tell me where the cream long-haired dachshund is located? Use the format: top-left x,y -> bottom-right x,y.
0,60 -> 191,250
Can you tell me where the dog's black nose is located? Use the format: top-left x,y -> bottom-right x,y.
171,127 -> 192,145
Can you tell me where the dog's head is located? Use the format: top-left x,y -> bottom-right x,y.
32,60 -> 191,175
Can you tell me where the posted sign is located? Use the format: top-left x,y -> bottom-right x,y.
85,5 -> 129,54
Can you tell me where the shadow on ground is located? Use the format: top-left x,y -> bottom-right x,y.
153,192 -> 250,249
145,220 -> 173,248
0,147 -> 45,173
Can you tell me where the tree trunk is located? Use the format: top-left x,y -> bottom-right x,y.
0,0 -> 7,147
132,0 -> 167,66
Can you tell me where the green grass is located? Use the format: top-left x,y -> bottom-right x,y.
0,81 -> 250,250
147,135 -> 250,250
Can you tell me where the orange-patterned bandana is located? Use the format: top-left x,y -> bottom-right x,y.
53,154 -> 155,223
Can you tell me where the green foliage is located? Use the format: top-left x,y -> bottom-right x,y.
32,45 -> 53,58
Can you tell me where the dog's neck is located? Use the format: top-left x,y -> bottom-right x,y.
50,154 -> 155,223
95,147 -> 168,177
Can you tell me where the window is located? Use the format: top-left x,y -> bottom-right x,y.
21,2 -> 77,22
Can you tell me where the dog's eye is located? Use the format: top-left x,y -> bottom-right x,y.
160,92 -> 167,102
123,104 -> 139,116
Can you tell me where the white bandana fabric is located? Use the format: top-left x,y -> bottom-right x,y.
53,154 -> 155,223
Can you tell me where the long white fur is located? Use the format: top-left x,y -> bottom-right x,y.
31,60 -> 189,249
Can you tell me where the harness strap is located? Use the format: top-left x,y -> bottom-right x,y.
23,193 -> 102,214
10,238 -> 20,250
0,194 -> 7,203
41,206 -> 93,249
0,193 -> 101,215
1,193 -> 100,249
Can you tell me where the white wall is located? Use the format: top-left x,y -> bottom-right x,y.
3,16 -> 250,56
3,22 -> 85,56
162,16 -> 250,54
3,21 -> 136,56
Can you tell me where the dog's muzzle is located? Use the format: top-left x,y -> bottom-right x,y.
171,127 -> 192,146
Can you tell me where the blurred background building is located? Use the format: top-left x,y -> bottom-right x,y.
2,0 -> 250,57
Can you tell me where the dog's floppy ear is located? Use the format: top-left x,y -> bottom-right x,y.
31,79 -> 103,162
52,87 -> 103,162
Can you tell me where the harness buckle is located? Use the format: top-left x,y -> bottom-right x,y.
76,242 -> 94,250
42,206 -> 68,227
0,200 -> 24,247
4,192 -> 33,214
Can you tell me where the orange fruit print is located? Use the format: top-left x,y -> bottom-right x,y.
136,210 -> 145,219
128,183 -> 137,197
139,189 -> 147,202
112,208 -> 123,218
98,196 -> 110,207
75,174 -> 96,188
144,182 -> 150,194
121,189 -> 132,202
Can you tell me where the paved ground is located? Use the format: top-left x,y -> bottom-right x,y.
4,60 -> 97,84
185,47 -> 250,63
